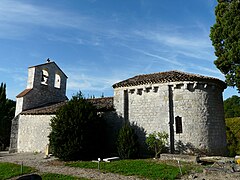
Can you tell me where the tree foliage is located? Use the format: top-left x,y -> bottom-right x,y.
0,83 -> 15,150
146,131 -> 168,158
210,0 -> 240,91
225,117 -> 240,156
224,95 -> 240,118
226,126 -> 238,157
116,122 -> 139,159
49,92 -> 105,161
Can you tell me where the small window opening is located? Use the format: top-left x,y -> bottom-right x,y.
54,73 -> 61,88
174,84 -> 183,89
153,86 -> 159,93
137,89 -> 143,95
41,69 -> 49,85
129,89 -> 135,94
145,87 -> 151,93
175,116 -> 183,134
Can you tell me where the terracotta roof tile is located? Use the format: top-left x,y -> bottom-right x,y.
21,97 -> 114,115
21,101 -> 67,115
112,70 -> 226,88
88,97 -> 114,111
16,89 -> 32,98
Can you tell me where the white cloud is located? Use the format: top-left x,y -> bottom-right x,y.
0,0 -> 96,39
127,46 -> 183,66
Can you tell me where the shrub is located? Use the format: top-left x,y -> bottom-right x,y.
146,131 -> 168,158
49,92 -> 105,161
116,122 -> 139,159
226,127 -> 237,157
225,117 -> 240,156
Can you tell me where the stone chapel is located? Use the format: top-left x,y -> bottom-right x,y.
10,61 -> 227,156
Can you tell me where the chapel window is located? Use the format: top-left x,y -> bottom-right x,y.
41,69 -> 49,85
54,73 -> 61,89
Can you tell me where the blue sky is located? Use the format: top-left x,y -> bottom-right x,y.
0,0 -> 239,100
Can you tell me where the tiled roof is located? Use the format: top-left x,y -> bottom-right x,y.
16,89 -> 32,98
87,97 -> 114,111
21,97 -> 114,115
112,70 -> 226,88
21,101 -> 67,115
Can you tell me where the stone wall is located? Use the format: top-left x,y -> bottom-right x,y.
113,81 -> 227,155
15,62 -> 68,116
9,115 -> 19,153
17,115 -> 54,153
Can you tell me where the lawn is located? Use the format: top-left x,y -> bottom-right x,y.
41,173 -> 88,180
0,162 -> 88,180
66,159 -> 202,180
0,162 -> 35,180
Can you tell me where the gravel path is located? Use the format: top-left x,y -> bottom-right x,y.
0,152 -> 141,180
2,152 -> 240,180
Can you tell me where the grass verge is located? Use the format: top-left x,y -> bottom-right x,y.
66,159 -> 202,179
41,173 -> 89,180
0,162 -> 35,180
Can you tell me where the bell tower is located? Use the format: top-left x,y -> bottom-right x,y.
15,60 -> 68,116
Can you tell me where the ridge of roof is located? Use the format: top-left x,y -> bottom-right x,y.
112,70 -> 226,88
21,101 -> 67,115
29,61 -> 68,78
16,89 -> 32,98
20,97 -> 114,115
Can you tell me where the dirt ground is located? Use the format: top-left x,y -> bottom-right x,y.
1,151 -> 240,180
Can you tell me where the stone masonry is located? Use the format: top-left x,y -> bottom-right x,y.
10,61 -> 227,156
113,71 -> 227,155
10,114 -> 53,153
10,60 -> 68,153
15,61 -> 68,116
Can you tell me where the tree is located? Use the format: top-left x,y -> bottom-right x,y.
146,131 -> 168,158
210,0 -> 240,91
0,83 -> 15,150
224,95 -> 240,118
226,126 -> 238,156
49,92 -> 105,161
116,122 -> 139,159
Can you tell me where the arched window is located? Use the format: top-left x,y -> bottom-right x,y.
41,69 -> 49,85
54,73 -> 61,88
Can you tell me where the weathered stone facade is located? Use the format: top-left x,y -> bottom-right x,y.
10,61 -> 227,156
10,60 -> 68,153
15,61 -> 68,116
10,114 -> 53,153
113,71 -> 227,155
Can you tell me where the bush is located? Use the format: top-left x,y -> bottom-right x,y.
224,95 -> 240,118
226,127 -> 237,157
49,92 -> 105,161
146,131 -> 168,158
225,117 -> 240,156
116,122 -> 139,159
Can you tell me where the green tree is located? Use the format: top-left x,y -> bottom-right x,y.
116,122 -> 139,159
49,92 -> 105,161
0,83 -> 15,150
226,126 -> 237,157
224,95 -> 240,118
146,131 -> 168,158
225,117 -> 240,156
210,0 -> 240,91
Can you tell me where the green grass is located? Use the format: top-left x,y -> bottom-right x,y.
0,162 -> 35,180
66,159 -> 200,180
41,173 -> 89,180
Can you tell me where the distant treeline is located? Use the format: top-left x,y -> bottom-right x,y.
0,83 -> 15,150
